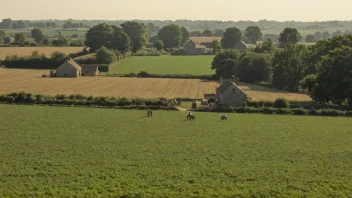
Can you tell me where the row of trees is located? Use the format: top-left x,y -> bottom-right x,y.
212,35 -> 352,108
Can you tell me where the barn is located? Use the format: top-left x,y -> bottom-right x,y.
183,40 -> 207,55
81,64 -> 100,76
56,59 -> 82,78
233,41 -> 256,52
216,77 -> 247,107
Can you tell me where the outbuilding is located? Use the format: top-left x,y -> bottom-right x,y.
56,59 -> 82,77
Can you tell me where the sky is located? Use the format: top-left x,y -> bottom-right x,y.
1,0 -> 352,21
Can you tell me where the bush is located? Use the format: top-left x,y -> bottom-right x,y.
132,48 -> 166,56
154,40 -> 164,51
3,51 -> 69,69
309,109 -> 321,115
138,71 -> 150,77
96,46 -> 117,64
261,107 -> 277,114
273,98 -> 290,108
291,108 -> 308,115
320,109 -> 344,116
277,108 -> 291,115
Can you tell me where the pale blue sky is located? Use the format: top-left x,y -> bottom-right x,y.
1,0 -> 352,21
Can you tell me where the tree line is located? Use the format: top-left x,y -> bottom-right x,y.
212,34 -> 352,109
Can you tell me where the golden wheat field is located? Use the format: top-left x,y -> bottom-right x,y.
0,69 -> 311,101
0,47 -> 84,60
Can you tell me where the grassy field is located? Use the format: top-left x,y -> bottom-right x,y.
0,47 -> 84,60
109,56 -> 215,75
0,104 -> 351,197
0,69 -> 311,101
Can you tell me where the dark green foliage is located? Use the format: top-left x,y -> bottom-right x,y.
31,28 -> 45,44
244,26 -> 263,44
96,47 -> 117,64
202,29 -> 213,37
221,27 -> 242,49
305,34 -> 317,43
279,28 -> 302,47
272,44 -> 308,92
276,108 -> 291,114
237,51 -> 272,83
157,24 -> 182,49
180,27 -> 189,44
0,30 -> 4,44
320,109 -> 345,117
291,108 -> 308,115
132,48 -> 167,56
254,39 -> 275,53
261,107 -> 277,114
51,37 -> 69,46
3,51 -> 69,69
211,49 -> 241,78
154,40 -> 164,51
70,39 -> 84,46
121,21 -> 148,52
14,33 -> 26,44
273,98 -> 289,108
309,109 -> 321,115
246,100 -> 274,108
0,92 -> 172,108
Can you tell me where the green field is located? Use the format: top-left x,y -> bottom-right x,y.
1,104 -> 351,197
109,56 -> 215,75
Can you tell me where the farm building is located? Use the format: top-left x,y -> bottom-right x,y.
216,77 -> 247,107
81,64 -> 100,76
56,59 -> 82,78
233,41 -> 256,52
183,40 -> 207,54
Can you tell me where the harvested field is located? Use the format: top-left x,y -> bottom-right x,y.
0,69 -> 217,99
239,82 -> 312,102
0,69 -> 311,101
0,47 -> 84,60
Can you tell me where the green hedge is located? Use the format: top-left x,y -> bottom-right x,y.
0,92 -> 173,109
106,71 -> 217,80
2,55 -> 68,69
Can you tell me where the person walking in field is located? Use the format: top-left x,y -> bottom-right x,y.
147,108 -> 153,117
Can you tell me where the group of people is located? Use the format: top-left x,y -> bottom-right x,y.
147,109 -> 227,120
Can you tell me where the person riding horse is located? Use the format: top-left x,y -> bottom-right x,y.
187,112 -> 195,120
221,114 -> 227,120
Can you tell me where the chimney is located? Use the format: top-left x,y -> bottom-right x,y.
231,76 -> 240,86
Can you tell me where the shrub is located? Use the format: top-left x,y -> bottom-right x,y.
292,108 -> 308,115
6,96 -> 15,103
138,71 -> 150,77
261,107 -> 277,114
346,111 -> 352,117
55,94 -> 66,100
246,107 -> 260,113
234,107 -> 246,113
320,109 -> 344,116
277,108 -> 291,115
273,98 -> 289,108
96,46 -> 117,64
154,40 -> 164,51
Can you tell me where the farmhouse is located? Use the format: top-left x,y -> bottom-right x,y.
233,41 -> 256,52
216,77 -> 248,107
81,64 -> 100,76
183,40 -> 208,55
183,37 -> 222,55
56,59 -> 82,77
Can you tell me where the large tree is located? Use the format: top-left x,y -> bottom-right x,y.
244,26 -> 263,44
14,33 -> 26,44
254,39 -> 275,53
1,19 -> 12,29
278,27 -> 302,47
31,28 -> 45,44
301,46 -> 352,108
121,21 -> 149,52
237,52 -> 272,83
180,27 -> 189,44
202,29 -> 213,37
314,31 -> 322,40
221,27 -> 242,49
272,44 -> 308,92
211,49 -> 241,78
305,34 -> 317,43
85,23 -> 114,52
214,29 -> 225,37
111,26 -> 131,53
0,30 -> 4,44
157,24 -> 182,49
